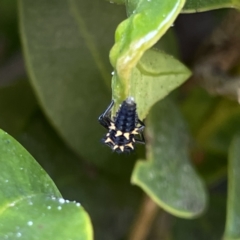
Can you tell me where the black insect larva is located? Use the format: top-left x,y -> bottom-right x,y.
98,97 -> 145,153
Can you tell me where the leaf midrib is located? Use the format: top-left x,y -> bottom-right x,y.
68,0 -> 111,88
0,193 -> 37,216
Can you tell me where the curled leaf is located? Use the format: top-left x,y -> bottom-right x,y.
110,0 -> 185,94
112,49 -> 191,119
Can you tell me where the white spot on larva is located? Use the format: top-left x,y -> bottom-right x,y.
119,146 -> 124,152
28,201 -> 33,205
5,180 -> 8,183
126,96 -> 135,105
59,198 -> 65,204
123,132 -> 130,140
113,145 -> 119,150
76,203 -> 81,207
9,203 -> 15,207
27,221 -> 33,226
47,206 -> 51,210
115,130 -> 123,137
51,196 -> 56,200
58,206 -> 62,210
66,200 -> 70,203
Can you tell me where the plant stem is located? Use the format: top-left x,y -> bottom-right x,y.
128,195 -> 159,240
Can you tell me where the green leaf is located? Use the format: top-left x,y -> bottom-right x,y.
131,98 -> 207,218
0,130 -> 60,200
19,0 -> 127,164
125,0 -> 139,16
112,49 -> 191,119
0,195 -> 92,240
110,0 -> 185,91
223,134 -> 240,240
183,0 -> 240,12
0,129 -> 93,239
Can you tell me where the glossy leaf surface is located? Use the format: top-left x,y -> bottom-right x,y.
0,195 -> 92,240
110,0 -> 185,99
0,130 -> 93,239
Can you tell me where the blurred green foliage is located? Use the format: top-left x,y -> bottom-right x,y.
0,0 -> 240,239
